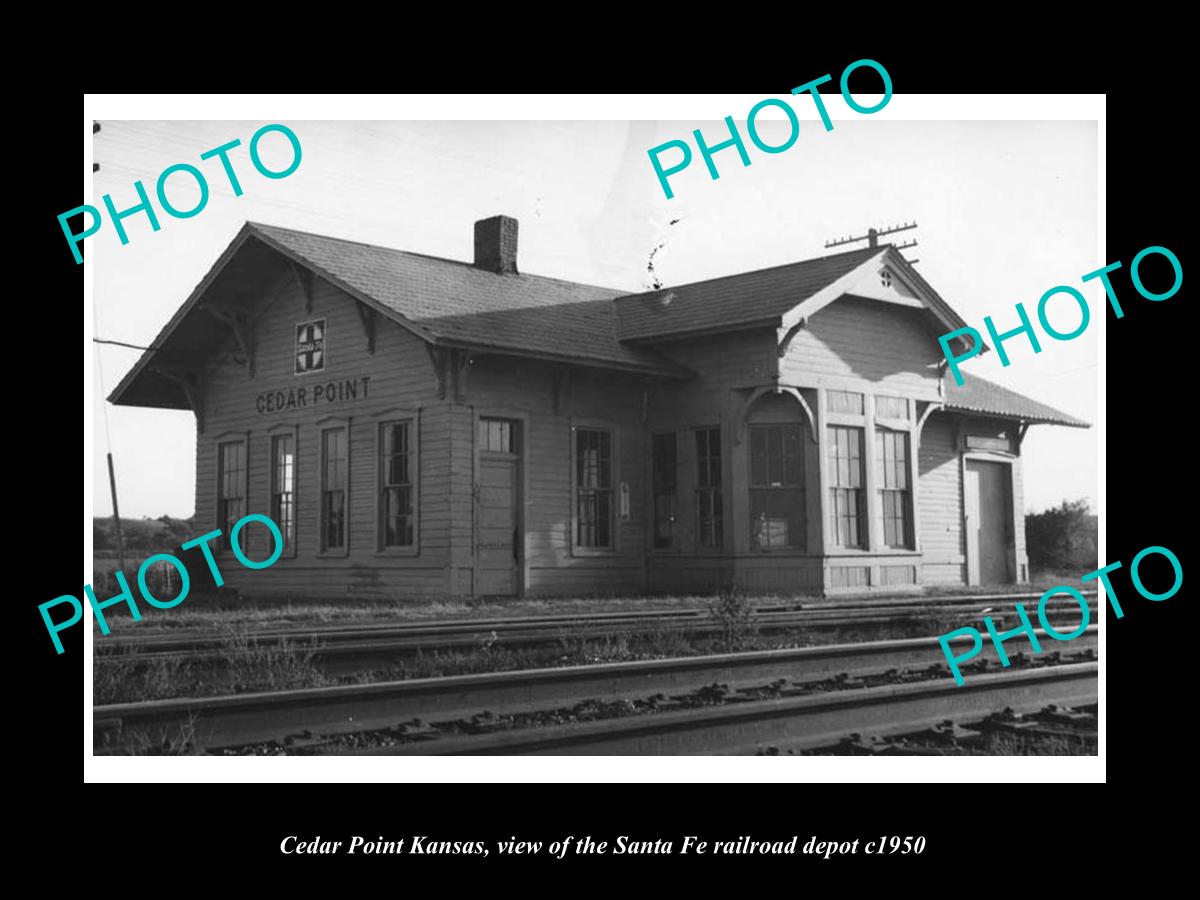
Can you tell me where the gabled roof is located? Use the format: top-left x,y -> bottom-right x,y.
942,372 -> 1089,428
614,245 -> 884,342
110,221 -> 1080,434
247,223 -> 688,376
109,223 -> 690,408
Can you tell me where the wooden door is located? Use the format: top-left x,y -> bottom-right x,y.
965,459 -> 1012,585
476,419 -> 521,596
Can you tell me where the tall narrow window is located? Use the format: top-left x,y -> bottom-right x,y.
749,423 -> 805,550
828,426 -> 865,548
652,432 -> 677,549
380,421 -> 414,548
321,427 -> 348,551
695,427 -> 723,549
217,441 -> 245,551
270,434 -> 295,551
876,428 -> 911,549
575,428 -> 612,549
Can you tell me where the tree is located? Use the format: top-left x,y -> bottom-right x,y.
93,518 -> 114,551
1025,499 -> 1097,574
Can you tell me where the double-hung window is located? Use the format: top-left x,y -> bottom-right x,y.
380,420 -> 414,549
695,427 -> 723,549
876,428 -> 911,549
270,434 -> 295,551
217,440 -> 246,551
828,425 -> 865,548
575,428 -> 613,549
321,427 -> 348,551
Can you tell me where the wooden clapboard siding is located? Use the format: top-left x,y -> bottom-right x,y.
463,355 -> 649,597
184,255 -> 1037,600
734,558 -> 823,593
194,270 -> 453,598
1012,453 -> 1029,582
654,329 -> 778,395
829,565 -> 870,589
642,329 -> 779,567
918,412 -> 965,584
780,297 -> 942,397
647,557 -> 735,594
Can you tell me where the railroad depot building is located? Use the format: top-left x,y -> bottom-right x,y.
111,217 -> 1088,600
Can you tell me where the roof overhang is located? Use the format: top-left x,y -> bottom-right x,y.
941,404 -> 1090,429
780,246 -> 987,357
109,224 -> 690,409
437,340 -> 692,379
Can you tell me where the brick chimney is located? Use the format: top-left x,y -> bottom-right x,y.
474,215 -> 519,274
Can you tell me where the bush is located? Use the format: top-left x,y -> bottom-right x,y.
705,587 -> 758,651
1025,499 -> 1097,574
93,515 -> 196,553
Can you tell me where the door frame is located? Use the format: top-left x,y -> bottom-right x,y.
961,451 -> 1018,586
473,407 -> 529,597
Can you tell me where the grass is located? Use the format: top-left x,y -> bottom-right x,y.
972,733 -> 1096,755
94,591 -> 823,636
91,580 -> 1086,705
218,625 -> 330,694
98,573 -> 1088,638
924,570 -> 1089,596
96,580 -> 1053,637
94,647 -> 193,705
93,609 -> 974,705
94,626 -> 329,705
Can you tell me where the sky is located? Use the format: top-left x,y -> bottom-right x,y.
91,117 -> 1098,520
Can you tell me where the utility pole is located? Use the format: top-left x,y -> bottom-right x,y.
824,221 -> 919,253
107,453 -> 127,578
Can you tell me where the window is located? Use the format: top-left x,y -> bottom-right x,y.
652,433 -> 677,549
380,421 -> 414,548
217,441 -> 245,551
749,423 -> 805,550
270,434 -> 295,551
575,428 -> 612,549
875,395 -> 909,420
479,418 -> 514,453
876,428 -> 911,549
695,427 -> 723,549
828,426 -> 865,548
321,427 -> 348,551
826,389 -> 864,415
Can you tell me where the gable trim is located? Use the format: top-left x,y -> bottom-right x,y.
779,246 -> 983,357
108,224 -> 441,408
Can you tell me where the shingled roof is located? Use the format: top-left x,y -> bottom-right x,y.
942,372 -> 1089,427
249,223 -> 686,376
614,244 -> 885,342
110,220 -> 1086,432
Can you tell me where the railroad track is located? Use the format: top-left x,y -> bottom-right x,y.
97,590 -> 1098,672
94,624 -> 1097,755
370,663 -> 1098,756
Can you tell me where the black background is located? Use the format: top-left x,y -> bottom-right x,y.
21,23 -> 1187,884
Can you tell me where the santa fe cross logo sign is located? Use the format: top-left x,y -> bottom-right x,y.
296,319 -> 325,374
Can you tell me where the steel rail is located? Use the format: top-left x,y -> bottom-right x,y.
366,662 -> 1099,756
94,625 -> 1097,753
98,591 -> 1098,662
